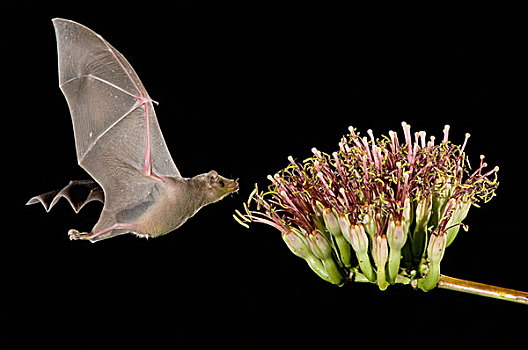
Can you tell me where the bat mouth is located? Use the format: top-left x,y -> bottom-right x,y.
227,179 -> 239,193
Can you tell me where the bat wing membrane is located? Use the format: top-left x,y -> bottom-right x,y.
52,18 -> 179,235
52,18 -> 180,178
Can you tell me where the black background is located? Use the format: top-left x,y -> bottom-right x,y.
4,1 -> 526,348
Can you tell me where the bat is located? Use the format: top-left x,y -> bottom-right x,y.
27,18 -> 239,242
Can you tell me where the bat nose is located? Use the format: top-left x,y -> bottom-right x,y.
228,179 -> 239,192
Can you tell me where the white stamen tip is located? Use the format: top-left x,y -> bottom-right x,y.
443,125 -> 451,142
419,131 -> 426,147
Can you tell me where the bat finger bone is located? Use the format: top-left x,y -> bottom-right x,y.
136,95 -> 158,106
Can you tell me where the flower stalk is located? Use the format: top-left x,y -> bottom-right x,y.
436,275 -> 528,305
234,122 -> 527,304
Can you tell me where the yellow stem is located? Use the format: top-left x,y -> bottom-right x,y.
437,275 -> 528,305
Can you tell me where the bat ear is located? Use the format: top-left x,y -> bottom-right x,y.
206,170 -> 219,188
208,170 -> 219,180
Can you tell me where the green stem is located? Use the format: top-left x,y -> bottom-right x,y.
356,252 -> 376,282
418,262 -> 440,292
335,235 -> 352,268
437,275 -> 528,305
322,258 -> 344,285
411,226 -> 427,266
376,265 -> 389,291
387,248 -> 401,284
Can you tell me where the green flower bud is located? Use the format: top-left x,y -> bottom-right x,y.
431,176 -> 453,227
387,219 -> 407,251
454,198 -> 471,222
428,230 -> 447,264
282,228 -> 343,285
387,220 -> 407,284
306,229 -> 332,260
362,204 -> 378,237
305,256 -> 328,280
312,201 -> 327,233
321,258 -> 344,285
418,230 -> 447,291
349,224 -> 369,255
336,213 -> 369,274
305,256 -> 343,285
445,198 -> 472,246
409,194 -> 433,266
415,194 -> 432,229
372,234 -> 389,290
306,228 -> 344,285
323,207 -> 342,237
350,223 -> 376,282
338,213 -> 352,242
282,228 -> 313,260
402,196 -> 413,230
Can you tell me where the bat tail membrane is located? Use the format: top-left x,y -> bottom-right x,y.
26,180 -> 104,213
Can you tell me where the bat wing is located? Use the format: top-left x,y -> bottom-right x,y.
26,180 -> 103,213
52,19 -> 179,238
53,18 -> 179,178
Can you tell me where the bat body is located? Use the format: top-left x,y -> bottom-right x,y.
27,19 -> 238,242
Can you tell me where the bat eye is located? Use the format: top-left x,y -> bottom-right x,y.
219,181 -> 225,188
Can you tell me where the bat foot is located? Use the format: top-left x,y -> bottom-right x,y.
68,229 -> 93,241
68,224 -> 135,242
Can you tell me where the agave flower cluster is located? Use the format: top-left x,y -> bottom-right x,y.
235,122 -> 499,291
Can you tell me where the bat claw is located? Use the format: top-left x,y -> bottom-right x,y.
68,224 -> 132,242
68,229 -> 91,241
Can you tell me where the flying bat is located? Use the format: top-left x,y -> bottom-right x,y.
27,18 -> 238,242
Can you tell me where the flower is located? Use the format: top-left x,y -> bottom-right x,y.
234,122 -> 499,291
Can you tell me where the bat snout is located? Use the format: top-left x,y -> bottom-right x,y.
226,179 -> 239,193
224,179 -> 239,193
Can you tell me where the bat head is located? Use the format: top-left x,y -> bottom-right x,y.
204,170 -> 239,203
